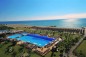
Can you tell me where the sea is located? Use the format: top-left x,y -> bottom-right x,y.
0,18 -> 86,28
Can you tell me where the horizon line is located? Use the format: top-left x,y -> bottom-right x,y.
0,13 -> 86,21
0,18 -> 86,22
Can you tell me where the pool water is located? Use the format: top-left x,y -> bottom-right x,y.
8,34 -> 55,47
8,34 -> 22,39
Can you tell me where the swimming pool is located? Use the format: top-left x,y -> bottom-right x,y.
8,34 -> 22,39
8,33 -> 55,47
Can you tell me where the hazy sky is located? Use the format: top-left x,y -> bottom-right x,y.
0,0 -> 86,21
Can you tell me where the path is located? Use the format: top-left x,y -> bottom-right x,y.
63,35 -> 86,57
68,35 -> 86,57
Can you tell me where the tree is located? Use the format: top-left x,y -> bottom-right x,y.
0,25 -> 14,30
11,51 -> 17,57
12,41 -> 17,46
74,37 -> 79,43
59,53 -> 63,57
19,47 -> 23,52
51,52 -> 54,57
0,34 -> 7,38
78,50 -> 85,57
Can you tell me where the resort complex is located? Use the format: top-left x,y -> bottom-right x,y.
0,0 -> 86,57
0,24 -> 86,57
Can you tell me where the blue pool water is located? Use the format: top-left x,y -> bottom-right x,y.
8,34 -> 22,39
8,34 -> 55,47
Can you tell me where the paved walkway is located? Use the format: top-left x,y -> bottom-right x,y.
68,35 -> 86,57
63,35 -> 86,57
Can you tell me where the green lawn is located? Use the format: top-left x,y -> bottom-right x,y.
0,41 -> 60,57
30,51 -> 60,57
0,42 -> 29,57
75,40 -> 86,57
0,42 -> 12,57
0,40 -> 76,57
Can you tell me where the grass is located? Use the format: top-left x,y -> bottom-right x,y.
75,40 -> 86,57
0,41 -> 60,57
0,42 -> 28,57
30,51 -> 60,57
0,42 -> 12,57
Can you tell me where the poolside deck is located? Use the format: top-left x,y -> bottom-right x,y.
35,38 -> 62,56
16,37 -> 62,56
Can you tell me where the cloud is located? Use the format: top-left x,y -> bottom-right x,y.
1,13 -> 86,21
27,13 -> 86,20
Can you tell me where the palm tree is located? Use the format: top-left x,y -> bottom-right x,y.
0,34 -> 7,38
74,37 -> 79,43
11,51 -> 17,57
0,25 -> 14,30
51,52 -> 54,57
19,47 -> 23,52
78,50 -> 85,57
12,41 -> 17,46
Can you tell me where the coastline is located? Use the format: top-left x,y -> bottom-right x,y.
1,24 -> 85,35
1,24 -> 84,29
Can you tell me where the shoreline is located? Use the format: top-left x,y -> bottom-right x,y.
0,24 -> 84,29
0,24 -> 86,35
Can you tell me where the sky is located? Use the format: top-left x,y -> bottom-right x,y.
0,0 -> 86,21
